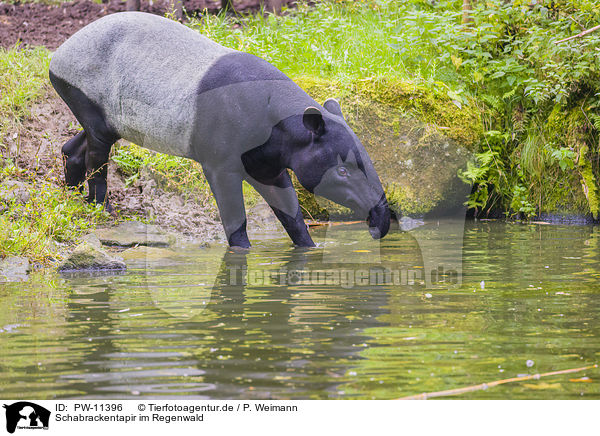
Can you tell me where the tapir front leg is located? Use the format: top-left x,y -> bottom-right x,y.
204,168 -> 251,248
247,171 -> 315,247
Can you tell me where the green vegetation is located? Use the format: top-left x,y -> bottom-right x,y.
0,158 -> 108,265
0,46 -> 51,149
0,47 -> 109,265
111,142 -> 215,204
111,142 -> 262,210
192,0 -> 600,218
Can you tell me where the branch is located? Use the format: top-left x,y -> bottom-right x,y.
555,24 -> 600,44
396,363 -> 598,400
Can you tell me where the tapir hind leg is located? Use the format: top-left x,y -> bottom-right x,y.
61,130 -> 87,190
246,171 -> 315,247
85,135 -> 114,211
49,71 -> 119,211
204,168 -> 251,248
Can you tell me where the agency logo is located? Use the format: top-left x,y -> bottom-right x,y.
3,402 -> 50,434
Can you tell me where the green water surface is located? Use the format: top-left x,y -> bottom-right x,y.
1,221 -> 599,399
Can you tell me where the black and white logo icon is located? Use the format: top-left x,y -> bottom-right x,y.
3,402 -> 50,434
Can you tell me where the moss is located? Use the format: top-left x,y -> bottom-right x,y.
295,76 -> 483,149
385,183 -> 439,217
292,75 -> 481,218
542,104 -> 600,217
539,173 -> 588,215
352,78 -> 483,149
578,146 -> 599,219
546,104 -> 586,149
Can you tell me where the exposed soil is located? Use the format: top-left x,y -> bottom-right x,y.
0,0 -> 289,50
4,86 -> 284,244
1,0 -> 289,244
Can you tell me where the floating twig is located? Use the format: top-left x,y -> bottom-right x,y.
397,364 -> 598,400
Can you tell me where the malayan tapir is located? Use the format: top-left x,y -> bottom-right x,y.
49,12 -> 391,248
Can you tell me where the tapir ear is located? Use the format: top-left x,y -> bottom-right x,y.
323,98 -> 344,118
345,149 -> 357,165
302,107 -> 325,136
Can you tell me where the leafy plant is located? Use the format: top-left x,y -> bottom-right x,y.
548,146 -> 577,171
189,0 -> 600,217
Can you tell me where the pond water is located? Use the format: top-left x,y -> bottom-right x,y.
1,221 -> 599,399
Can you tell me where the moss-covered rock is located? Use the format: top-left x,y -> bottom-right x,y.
58,241 -> 126,271
0,256 -> 30,283
293,76 -> 480,218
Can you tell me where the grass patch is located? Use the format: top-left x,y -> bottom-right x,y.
192,0 -> 458,86
0,46 -> 51,150
0,46 -> 111,265
0,158 -> 109,265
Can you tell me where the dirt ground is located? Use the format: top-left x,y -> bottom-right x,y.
3,88 -> 218,239
4,86 -> 284,242
0,0 -> 290,50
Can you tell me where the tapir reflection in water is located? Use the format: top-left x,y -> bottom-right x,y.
50,12 -> 391,248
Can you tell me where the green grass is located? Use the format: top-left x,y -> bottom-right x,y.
110,142 -> 263,210
0,46 -> 112,265
111,142 -> 214,203
192,0 -> 456,87
0,46 -> 51,149
0,159 -> 109,265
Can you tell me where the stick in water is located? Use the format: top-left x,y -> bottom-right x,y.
397,364 -> 598,400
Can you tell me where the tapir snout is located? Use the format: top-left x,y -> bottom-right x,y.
367,194 -> 391,239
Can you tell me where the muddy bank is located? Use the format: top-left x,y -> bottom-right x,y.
0,0 -> 292,50
3,87 -> 284,249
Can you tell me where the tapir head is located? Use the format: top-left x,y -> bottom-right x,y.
287,99 -> 391,239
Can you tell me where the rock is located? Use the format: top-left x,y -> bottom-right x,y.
0,257 -> 30,282
0,180 -> 31,204
120,246 -> 180,266
80,233 -> 102,248
95,221 -> 176,247
399,216 -> 425,231
124,196 -> 141,211
58,241 -> 126,271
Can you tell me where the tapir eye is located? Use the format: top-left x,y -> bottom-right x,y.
337,166 -> 349,177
